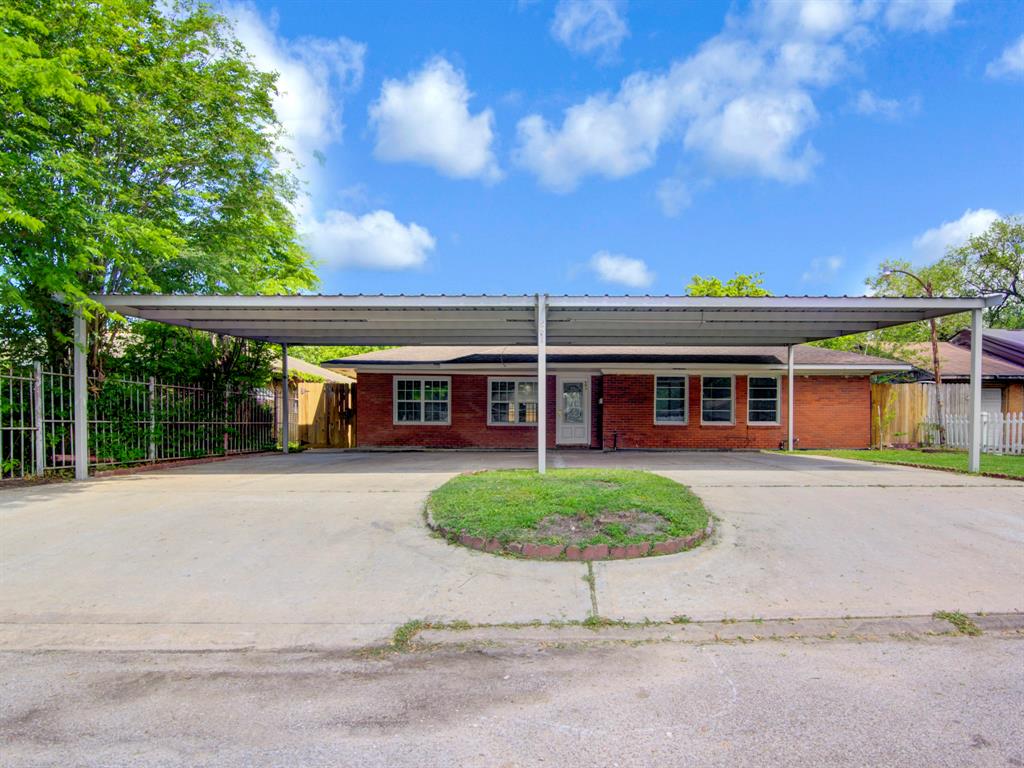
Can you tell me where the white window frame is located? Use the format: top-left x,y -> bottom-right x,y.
487,376 -> 539,427
700,374 -> 735,426
747,374 -> 781,426
653,375 -> 688,425
393,376 -> 451,425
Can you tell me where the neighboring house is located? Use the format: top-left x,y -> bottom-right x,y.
325,345 -> 907,451
898,333 -> 1024,416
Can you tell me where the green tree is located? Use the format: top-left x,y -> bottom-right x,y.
686,272 -> 772,297
944,216 -> 1023,329
0,0 -> 317,368
110,322 -> 274,391
819,217 -> 1023,357
815,258 -> 963,370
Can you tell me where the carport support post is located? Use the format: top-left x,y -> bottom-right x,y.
536,293 -> 547,474
968,308 -> 983,473
73,309 -> 88,480
281,344 -> 290,454
787,345 -> 795,451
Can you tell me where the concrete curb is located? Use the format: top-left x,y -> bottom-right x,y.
782,452 -> 1023,483
416,613 -> 1024,647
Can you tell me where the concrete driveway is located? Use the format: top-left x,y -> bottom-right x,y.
1,450 -> 1021,649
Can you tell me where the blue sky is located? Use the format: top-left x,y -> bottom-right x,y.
226,0 -> 1024,296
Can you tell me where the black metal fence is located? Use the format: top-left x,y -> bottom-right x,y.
0,365 -> 276,481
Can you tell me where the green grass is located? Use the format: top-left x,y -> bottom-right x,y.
933,611 -> 983,636
391,619 -> 427,649
426,468 -> 708,547
790,449 -> 1024,479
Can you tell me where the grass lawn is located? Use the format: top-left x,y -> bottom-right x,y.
426,468 -> 709,547
794,449 -> 1024,479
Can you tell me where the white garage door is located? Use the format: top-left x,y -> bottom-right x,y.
982,388 -> 1002,416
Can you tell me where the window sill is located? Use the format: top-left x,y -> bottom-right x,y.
486,422 -> 538,428
653,421 -> 689,426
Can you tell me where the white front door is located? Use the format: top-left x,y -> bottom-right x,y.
556,376 -> 590,445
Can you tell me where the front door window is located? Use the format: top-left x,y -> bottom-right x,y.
557,378 -> 589,445
562,382 -> 584,424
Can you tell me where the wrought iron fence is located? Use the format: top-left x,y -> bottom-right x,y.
1,366 -> 276,481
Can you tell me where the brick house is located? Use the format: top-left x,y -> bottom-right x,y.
328,345 -> 908,451
898,329 -> 1024,415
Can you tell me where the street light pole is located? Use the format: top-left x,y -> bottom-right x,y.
884,268 -> 946,446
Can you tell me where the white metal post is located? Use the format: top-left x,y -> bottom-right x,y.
73,310 -> 88,480
787,344 -> 795,451
968,309 -> 983,473
281,344 -> 290,454
148,376 -> 157,462
536,294 -> 547,474
33,361 -> 44,477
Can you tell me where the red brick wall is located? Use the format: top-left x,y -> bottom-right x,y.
601,374 -> 871,450
357,373 -> 562,449
356,372 -> 870,450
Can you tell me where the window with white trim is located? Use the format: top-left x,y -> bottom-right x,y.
654,376 -> 688,423
747,376 -> 780,424
701,376 -> 734,424
394,377 -> 450,424
488,378 -> 538,425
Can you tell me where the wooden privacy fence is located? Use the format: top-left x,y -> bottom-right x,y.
275,380 -> 355,448
871,382 -> 932,448
871,382 -> 1022,454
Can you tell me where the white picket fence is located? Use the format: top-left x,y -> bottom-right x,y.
942,412 -> 1024,455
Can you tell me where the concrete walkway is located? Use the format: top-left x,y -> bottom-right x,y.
1,451 -> 1021,649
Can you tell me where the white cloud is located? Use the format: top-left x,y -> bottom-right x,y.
986,35 -> 1024,79
516,10 -> 839,190
684,90 -> 820,181
515,70 -> 675,191
551,0 -> 629,60
852,89 -> 919,120
370,58 -> 501,182
883,0 -> 959,32
225,4 -> 435,272
226,2 -> 364,182
656,178 -> 691,218
304,210 -> 436,270
516,0 -> 955,193
912,208 -> 1000,262
755,0 -> 864,40
802,255 -> 844,283
589,251 -> 654,288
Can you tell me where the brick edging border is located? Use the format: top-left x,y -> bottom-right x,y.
426,517 -> 714,561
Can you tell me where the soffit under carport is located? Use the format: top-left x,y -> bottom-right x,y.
92,294 -> 1001,347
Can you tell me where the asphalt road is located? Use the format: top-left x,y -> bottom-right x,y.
3,635 -> 1022,767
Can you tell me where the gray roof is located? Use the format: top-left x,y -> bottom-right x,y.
950,328 -> 1024,367
329,344 -> 907,369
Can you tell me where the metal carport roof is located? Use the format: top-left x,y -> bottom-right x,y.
93,293 -> 1001,347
